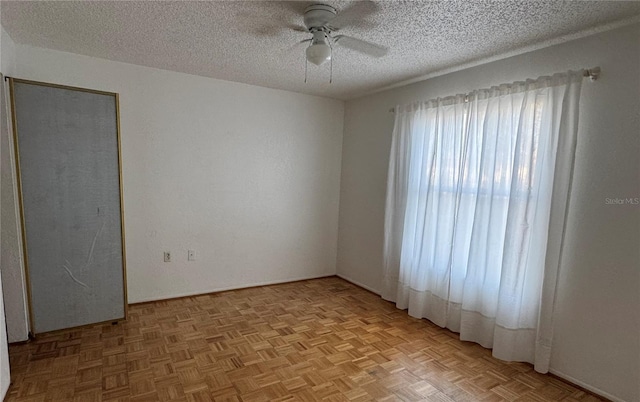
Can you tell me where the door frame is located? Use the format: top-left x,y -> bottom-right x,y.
8,77 -> 128,336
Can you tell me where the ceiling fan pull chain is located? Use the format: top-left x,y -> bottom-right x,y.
304,52 -> 308,83
329,37 -> 333,84
330,56 -> 333,84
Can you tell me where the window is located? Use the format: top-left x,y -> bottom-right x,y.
383,71 -> 584,371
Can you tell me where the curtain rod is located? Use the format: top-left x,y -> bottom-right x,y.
389,67 -> 600,113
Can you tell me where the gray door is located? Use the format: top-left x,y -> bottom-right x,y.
11,79 -> 126,334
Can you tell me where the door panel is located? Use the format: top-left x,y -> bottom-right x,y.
11,80 -> 126,334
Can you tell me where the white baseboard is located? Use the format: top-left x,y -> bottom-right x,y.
335,273 -> 381,295
549,368 -> 625,402
130,273 -> 336,304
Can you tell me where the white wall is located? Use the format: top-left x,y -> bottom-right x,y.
0,21 -> 18,402
6,45 -> 343,306
337,23 -> 639,402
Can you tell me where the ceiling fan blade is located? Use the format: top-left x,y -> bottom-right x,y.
283,38 -> 312,54
253,25 -> 281,37
334,35 -> 388,58
280,1 -> 313,15
248,23 -> 306,38
328,1 -> 379,30
235,4 -> 307,37
287,24 -> 308,33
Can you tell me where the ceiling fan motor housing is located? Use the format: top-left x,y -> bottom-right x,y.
304,4 -> 337,31
300,3 -> 387,69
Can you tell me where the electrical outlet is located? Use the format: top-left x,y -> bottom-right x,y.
164,251 -> 171,262
188,250 -> 196,261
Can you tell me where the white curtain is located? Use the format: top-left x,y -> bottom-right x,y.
383,71 -> 583,372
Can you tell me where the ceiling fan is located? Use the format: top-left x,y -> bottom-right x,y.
293,3 -> 388,82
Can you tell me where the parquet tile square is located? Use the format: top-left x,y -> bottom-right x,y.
6,277 -> 605,401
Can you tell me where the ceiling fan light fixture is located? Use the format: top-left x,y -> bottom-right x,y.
306,42 -> 332,66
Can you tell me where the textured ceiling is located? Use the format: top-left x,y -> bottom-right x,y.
2,1 -> 640,100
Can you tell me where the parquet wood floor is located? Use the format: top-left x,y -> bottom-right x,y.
6,277 -> 603,402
